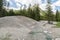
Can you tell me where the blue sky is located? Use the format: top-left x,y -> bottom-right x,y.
42,0 -> 57,3
6,0 -> 60,12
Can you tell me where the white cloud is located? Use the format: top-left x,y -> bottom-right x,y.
6,0 -> 10,1
6,0 -> 42,9
5,6 -> 20,10
16,3 -> 21,8
51,5 -> 56,12
15,0 -> 33,5
40,4 -> 47,10
6,0 -> 60,12
52,0 -> 60,6
9,7 -> 20,10
51,0 -> 60,12
16,0 -> 48,10
40,0 -> 60,12
15,0 -> 46,9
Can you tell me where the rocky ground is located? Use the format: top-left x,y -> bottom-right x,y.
0,16 -> 37,40
0,16 -> 60,40
39,21 -> 60,40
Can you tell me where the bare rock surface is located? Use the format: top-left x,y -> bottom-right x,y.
0,16 -> 37,29
0,16 -> 46,40
0,16 -> 60,40
39,21 -> 60,39
0,16 -> 38,40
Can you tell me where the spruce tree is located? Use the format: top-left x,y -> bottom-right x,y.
33,4 -> 40,21
0,0 -> 3,9
0,0 -> 3,17
21,5 -> 27,16
8,9 -> 15,16
27,4 -> 33,18
46,0 -> 53,24
56,10 -> 59,21
0,0 -> 7,17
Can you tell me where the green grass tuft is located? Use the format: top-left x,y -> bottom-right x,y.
56,22 -> 60,28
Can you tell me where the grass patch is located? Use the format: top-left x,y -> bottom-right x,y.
56,22 -> 60,28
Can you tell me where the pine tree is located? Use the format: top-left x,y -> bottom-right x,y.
0,0 -> 8,17
33,4 -> 40,21
0,0 -> 3,17
46,0 -> 53,24
56,10 -> 59,21
8,9 -> 15,16
19,8 -> 27,16
2,8 -> 8,16
0,0 -> 3,9
27,4 -> 33,18
21,5 -> 27,16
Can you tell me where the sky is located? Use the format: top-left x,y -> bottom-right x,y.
6,0 -> 60,12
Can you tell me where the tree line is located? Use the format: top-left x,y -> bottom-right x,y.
0,0 -> 60,23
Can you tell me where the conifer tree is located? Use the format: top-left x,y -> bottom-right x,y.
21,4 -> 27,16
27,4 -> 34,18
8,9 -> 15,16
33,4 -> 40,21
0,0 -> 3,17
56,10 -> 59,21
46,0 -> 53,24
